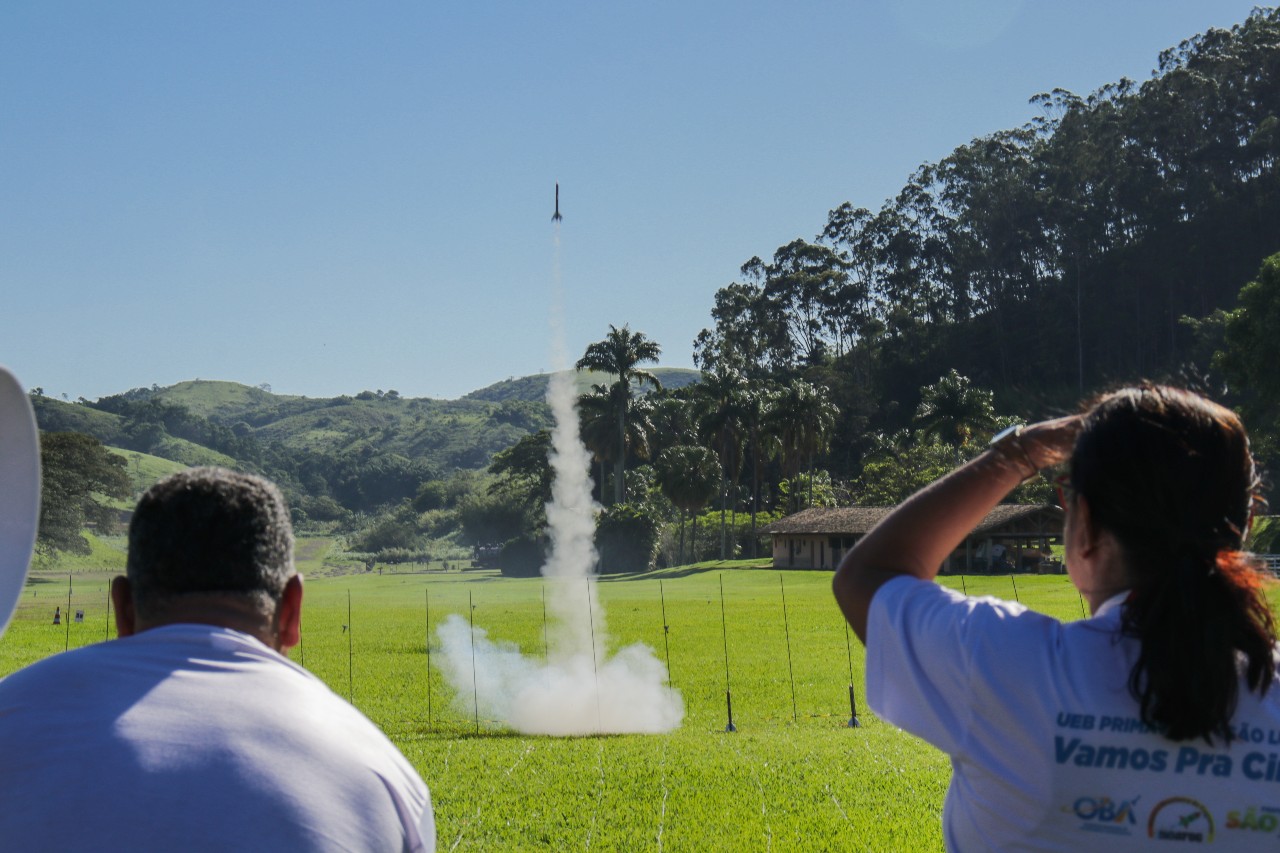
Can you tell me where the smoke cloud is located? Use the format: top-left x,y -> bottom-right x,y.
436,353 -> 683,735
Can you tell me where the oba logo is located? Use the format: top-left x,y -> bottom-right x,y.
1147,797 -> 1214,843
1072,795 -> 1139,825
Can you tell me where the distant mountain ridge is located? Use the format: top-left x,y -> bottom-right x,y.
30,369 -> 704,514
465,367 -> 701,403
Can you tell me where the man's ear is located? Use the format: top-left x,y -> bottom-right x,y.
111,576 -> 136,638
276,575 -> 304,653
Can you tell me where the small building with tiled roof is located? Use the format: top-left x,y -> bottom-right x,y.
762,504 -> 1064,573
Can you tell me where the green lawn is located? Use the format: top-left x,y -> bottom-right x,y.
105,445 -> 190,502
0,566 -> 1112,850
28,531 -> 128,574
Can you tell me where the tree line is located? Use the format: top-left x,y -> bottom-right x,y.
695,9 -> 1280,459
464,324 -> 1052,575
475,229 -> 1280,574
471,9 -> 1280,573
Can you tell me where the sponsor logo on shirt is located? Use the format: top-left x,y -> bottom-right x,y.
1147,797 -> 1214,843
1064,795 -> 1139,836
1224,805 -> 1280,835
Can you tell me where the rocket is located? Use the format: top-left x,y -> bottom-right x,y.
552,183 -> 563,222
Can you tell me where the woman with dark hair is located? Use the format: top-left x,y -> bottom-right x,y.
833,384 -> 1279,851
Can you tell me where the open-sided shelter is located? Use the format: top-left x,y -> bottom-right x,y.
763,504 -> 1064,573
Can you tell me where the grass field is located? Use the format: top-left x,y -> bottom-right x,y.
1,561 -> 1118,850
27,531 -> 128,573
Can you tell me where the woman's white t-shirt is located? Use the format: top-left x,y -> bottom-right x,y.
867,576 -> 1280,852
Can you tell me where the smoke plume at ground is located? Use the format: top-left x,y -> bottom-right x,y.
436,615 -> 683,735
435,332 -> 682,735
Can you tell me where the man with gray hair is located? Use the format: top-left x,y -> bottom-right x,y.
0,467 -> 435,851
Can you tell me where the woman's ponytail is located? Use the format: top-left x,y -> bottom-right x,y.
1072,385 -> 1275,745
1122,548 -> 1274,743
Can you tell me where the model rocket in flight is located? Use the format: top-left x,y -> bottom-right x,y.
552,183 -> 563,222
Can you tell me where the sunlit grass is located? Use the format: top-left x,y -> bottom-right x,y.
5,567 -> 1272,850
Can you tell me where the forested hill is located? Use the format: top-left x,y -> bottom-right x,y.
695,8 -> 1280,433
29,378 -> 559,518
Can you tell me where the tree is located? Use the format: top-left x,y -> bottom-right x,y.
694,279 -> 791,376
767,380 -> 838,512
350,503 -> 422,553
695,367 -> 749,558
654,445 -> 721,565
594,503 -> 662,574
644,389 -> 698,452
854,432 -> 958,505
696,242 -> 851,375
330,453 -> 436,512
456,490 -> 531,546
577,383 -> 656,505
912,369 -> 998,453
778,469 -> 838,511
738,385 -> 780,556
577,385 -> 618,503
575,325 -> 662,505
37,432 -> 132,556
1215,253 -> 1280,416
488,430 -> 555,511
1214,252 -> 1280,469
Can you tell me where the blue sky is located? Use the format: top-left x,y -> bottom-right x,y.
0,1 -> 1265,401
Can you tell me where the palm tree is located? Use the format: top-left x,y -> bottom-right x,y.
913,369 -> 997,460
575,325 -> 662,504
655,445 -> 720,565
695,367 -> 748,559
577,385 -> 618,503
621,393 -> 657,491
578,382 -> 657,504
645,391 -> 698,460
739,384 -> 780,557
767,380 -> 838,513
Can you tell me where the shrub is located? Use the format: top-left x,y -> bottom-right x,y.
350,511 -> 421,553
499,535 -> 546,578
595,503 -> 661,574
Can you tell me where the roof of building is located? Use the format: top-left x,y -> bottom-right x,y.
763,504 -> 1063,536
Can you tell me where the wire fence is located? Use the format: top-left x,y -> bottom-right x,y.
1261,554 -> 1280,576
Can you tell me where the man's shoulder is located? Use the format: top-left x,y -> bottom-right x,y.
0,624 -> 309,707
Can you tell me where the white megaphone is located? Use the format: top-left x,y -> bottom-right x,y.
0,366 -> 41,639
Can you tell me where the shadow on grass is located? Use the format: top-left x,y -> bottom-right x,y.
599,560 -> 774,583
23,571 -> 94,584
393,722 -> 630,742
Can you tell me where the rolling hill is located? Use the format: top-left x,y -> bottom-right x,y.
30,369 -> 703,514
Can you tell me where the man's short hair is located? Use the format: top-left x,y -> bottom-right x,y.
127,467 -> 294,617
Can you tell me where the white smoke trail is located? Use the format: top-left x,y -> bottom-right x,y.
434,223 -> 682,735
540,368 -> 605,662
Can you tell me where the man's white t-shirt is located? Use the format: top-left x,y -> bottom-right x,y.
867,575 -> 1280,852
0,624 -> 435,852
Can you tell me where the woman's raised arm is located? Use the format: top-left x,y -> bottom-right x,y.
833,416 -> 1081,642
